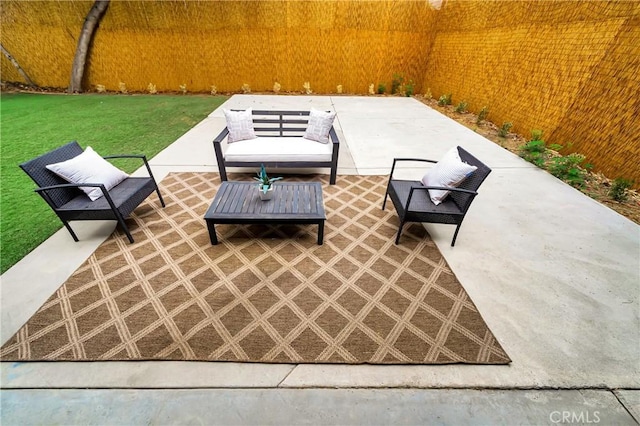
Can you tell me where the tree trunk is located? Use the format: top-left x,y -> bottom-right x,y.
68,0 -> 109,93
1,44 -> 36,87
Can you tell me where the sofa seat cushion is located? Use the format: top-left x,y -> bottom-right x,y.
224,137 -> 333,163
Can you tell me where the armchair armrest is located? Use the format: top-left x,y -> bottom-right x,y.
35,182 -> 119,212
389,157 -> 437,179
35,182 -> 106,194
103,154 -> 146,160
405,185 -> 478,212
103,154 -> 157,182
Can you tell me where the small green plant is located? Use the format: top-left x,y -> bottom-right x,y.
609,178 -> 633,202
391,73 -> 404,94
404,80 -> 415,97
548,153 -> 590,188
377,83 -> 386,94
254,164 -> 282,194
530,129 -> 544,141
498,121 -> 513,137
476,106 -> 489,124
437,93 -> 452,106
519,139 -> 547,167
519,130 -> 547,166
454,101 -> 468,113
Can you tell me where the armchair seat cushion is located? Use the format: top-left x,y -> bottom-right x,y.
224,136 -> 334,163
58,177 -> 156,214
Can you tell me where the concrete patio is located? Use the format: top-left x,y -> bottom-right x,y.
1,95 -> 638,424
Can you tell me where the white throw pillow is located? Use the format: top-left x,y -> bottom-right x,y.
223,108 -> 256,143
303,108 -> 336,144
46,146 -> 129,201
421,147 -> 477,205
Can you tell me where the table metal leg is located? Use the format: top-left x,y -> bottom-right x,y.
207,222 -> 219,245
317,220 -> 324,245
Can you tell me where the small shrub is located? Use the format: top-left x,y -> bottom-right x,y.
498,121 -> 513,137
377,83 -> 386,94
241,83 -> 251,94
454,101 -> 468,113
519,139 -> 548,167
336,84 -> 343,94
437,93 -> 452,106
303,81 -> 312,95
548,153 -> 589,187
424,87 -> 432,99
210,85 -> 217,95
476,106 -> 489,124
96,84 -> 106,93
391,73 -> 404,95
273,82 -> 281,93
147,83 -> 157,94
405,80 -> 415,97
368,83 -> 375,95
530,129 -> 544,141
118,82 -> 127,94
609,178 -> 633,202
179,84 -> 187,94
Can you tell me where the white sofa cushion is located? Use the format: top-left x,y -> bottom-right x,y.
303,108 -> 336,143
223,108 -> 257,143
224,137 -> 333,163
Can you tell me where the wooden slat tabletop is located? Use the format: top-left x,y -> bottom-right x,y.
205,181 -> 325,220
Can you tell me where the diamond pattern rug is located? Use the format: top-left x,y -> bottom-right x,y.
0,173 -> 510,364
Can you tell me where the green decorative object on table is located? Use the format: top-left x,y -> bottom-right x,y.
254,164 -> 282,200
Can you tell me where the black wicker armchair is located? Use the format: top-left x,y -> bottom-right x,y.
19,141 -> 165,243
382,146 -> 491,246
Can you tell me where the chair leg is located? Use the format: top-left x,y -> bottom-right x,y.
395,221 -> 405,245
451,223 -> 462,247
62,221 -> 79,242
120,221 -> 135,244
155,186 -> 166,207
113,211 -> 135,243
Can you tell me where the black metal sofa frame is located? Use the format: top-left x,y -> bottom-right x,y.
213,110 -> 340,184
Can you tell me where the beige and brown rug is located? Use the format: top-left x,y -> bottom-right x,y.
1,173 -> 510,364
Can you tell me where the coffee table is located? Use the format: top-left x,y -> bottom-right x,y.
204,181 -> 326,245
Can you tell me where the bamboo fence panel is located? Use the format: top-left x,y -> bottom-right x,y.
1,0 -> 638,184
1,1 -> 437,94
424,0 -> 640,185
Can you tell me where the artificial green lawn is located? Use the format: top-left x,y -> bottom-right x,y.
0,93 -> 227,274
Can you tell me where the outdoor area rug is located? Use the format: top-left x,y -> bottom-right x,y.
0,173 -> 510,364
